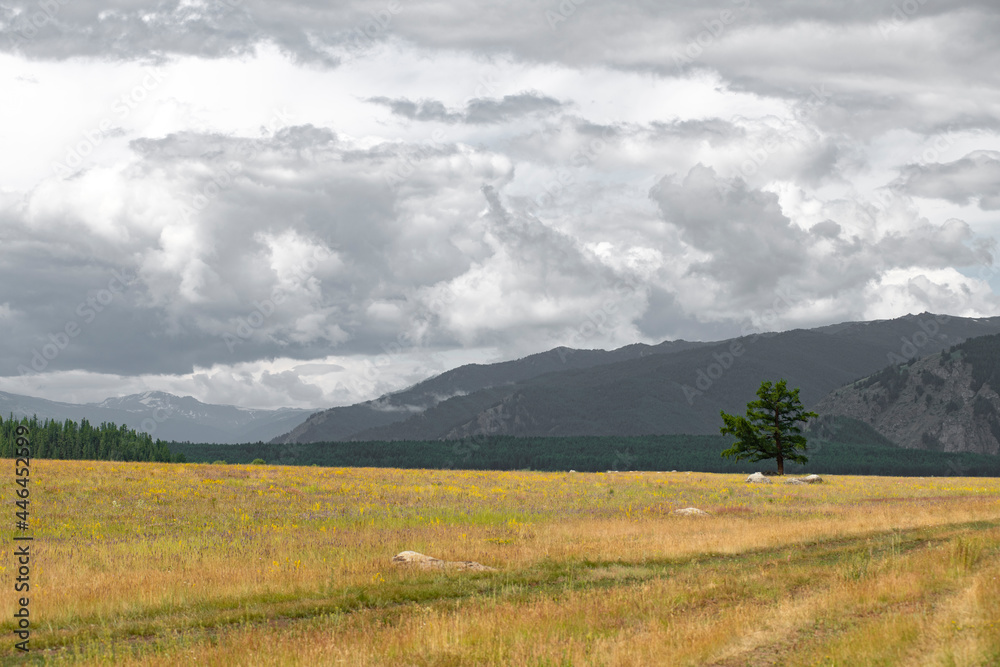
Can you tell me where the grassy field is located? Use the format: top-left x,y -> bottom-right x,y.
1,460 -> 999,665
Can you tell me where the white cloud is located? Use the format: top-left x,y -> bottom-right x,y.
863,268 -> 999,321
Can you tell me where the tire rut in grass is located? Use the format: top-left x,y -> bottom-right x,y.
703,526 -> 1000,667
16,519 -> 1000,661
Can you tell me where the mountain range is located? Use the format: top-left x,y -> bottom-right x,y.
0,391 -> 312,444
10,312 -> 1000,452
272,312 -> 1000,447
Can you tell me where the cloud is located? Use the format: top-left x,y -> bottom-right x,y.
649,164 -> 996,324
5,1 -> 1000,136
368,97 -> 460,123
1,0 -> 266,62
863,268 -> 1000,322
368,92 -> 564,124
418,184 -> 651,354
652,164 -> 808,297
465,93 -> 564,124
291,362 -> 345,375
811,220 -> 841,238
0,123 -> 516,378
897,150 -> 1000,210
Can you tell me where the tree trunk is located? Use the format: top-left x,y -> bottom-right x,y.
774,412 -> 783,475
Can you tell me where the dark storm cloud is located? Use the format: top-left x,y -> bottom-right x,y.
367,97 -> 460,123
811,220 -> 841,238
897,151 -> 1000,210
464,94 -> 564,124
368,93 -> 564,125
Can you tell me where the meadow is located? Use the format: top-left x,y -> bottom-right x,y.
1,459 -> 999,665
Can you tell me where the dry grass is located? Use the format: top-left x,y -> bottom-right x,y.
1,460 -> 999,665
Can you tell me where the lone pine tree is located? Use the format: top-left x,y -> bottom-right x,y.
719,379 -> 818,475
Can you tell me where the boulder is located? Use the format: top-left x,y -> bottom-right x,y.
746,472 -> 772,484
391,551 -> 496,572
673,507 -> 710,516
785,474 -> 823,484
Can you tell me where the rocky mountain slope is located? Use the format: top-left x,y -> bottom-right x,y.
815,334 -> 1000,455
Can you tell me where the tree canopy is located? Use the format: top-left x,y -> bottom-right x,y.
720,379 -> 818,475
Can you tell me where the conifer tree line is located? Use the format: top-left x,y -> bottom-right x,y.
168,431 -> 1000,477
0,415 -> 185,463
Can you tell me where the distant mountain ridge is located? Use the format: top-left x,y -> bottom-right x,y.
0,390 -> 312,444
271,338 -> 708,444
274,312 -> 1000,446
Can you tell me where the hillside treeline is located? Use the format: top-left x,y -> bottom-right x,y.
0,415 -> 185,462
167,433 -> 1000,477
953,334 -> 1000,392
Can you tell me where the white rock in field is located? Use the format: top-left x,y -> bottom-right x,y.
673,507 -> 710,516
391,551 -> 496,572
785,474 -> 822,484
746,472 -> 772,484
568,470 -> 576,473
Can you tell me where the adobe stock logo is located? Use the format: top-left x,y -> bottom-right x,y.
886,314 -> 950,364
544,0 -> 587,32
878,0 -> 929,39
681,340 -> 747,405
349,0 -> 403,45
6,0 -> 69,46
52,68 -> 168,179
222,247 -> 333,353
671,0 -> 752,71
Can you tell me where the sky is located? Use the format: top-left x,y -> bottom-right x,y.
2,0 -> 1000,410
